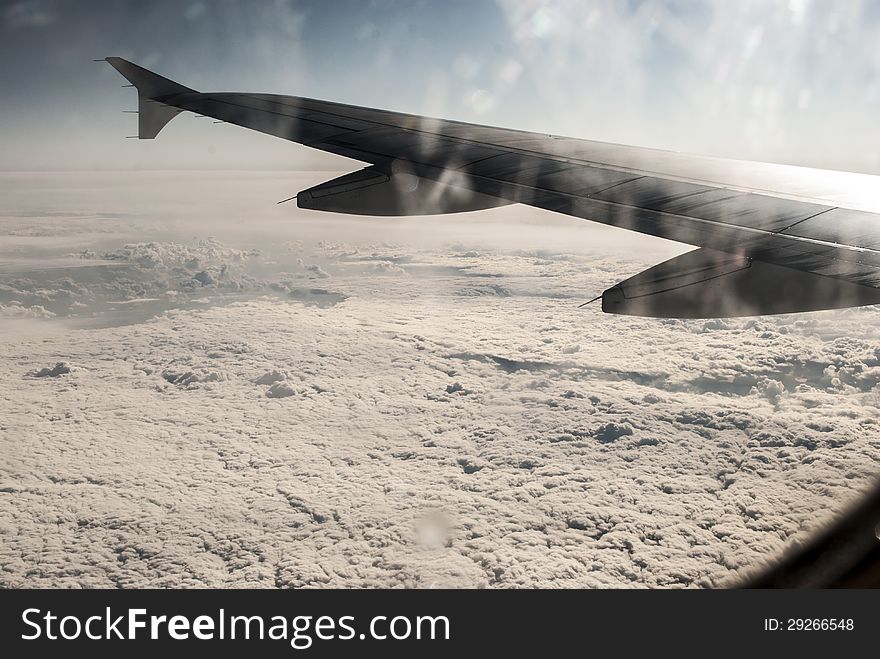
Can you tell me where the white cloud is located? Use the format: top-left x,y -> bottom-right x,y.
2,250 -> 878,587
266,382 -> 296,398
0,302 -> 55,319
26,361 -> 70,378
1,172 -> 878,588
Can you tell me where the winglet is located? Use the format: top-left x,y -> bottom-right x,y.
104,57 -> 197,139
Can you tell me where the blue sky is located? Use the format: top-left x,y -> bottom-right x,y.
3,0 -> 880,173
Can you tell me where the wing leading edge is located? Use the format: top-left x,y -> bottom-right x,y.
105,57 -> 880,318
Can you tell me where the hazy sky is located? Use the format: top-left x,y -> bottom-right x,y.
4,0 -> 880,173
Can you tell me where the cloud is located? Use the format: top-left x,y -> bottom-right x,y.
26,361 -> 70,378
0,302 -> 55,319
593,422 -> 634,444
1,172 -> 878,588
3,1 -> 58,28
0,237 -> 274,325
2,251 -> 878,588
254,370 -> 286,385
266,382 -> 297,399
303,264 -> 330,279
161,366 -> 228,388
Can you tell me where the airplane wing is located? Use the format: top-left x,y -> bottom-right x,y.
105,57 -> 880,318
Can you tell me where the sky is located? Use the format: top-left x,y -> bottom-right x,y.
4,0 -> 880,173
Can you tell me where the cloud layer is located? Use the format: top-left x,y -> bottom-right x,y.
1,170 -> 878,589
2,194 -> 878,588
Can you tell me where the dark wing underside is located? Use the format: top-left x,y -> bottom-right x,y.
105,57 -> 880,317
